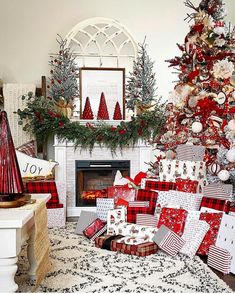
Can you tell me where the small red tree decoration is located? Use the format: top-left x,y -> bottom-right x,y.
81,97 -> 94,120
0,111 -> 24,199
97,92 -> 109,120
113,101 -> 122,120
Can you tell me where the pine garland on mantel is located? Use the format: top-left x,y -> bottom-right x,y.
17,92 -> 165,153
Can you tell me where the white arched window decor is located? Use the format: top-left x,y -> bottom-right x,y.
65,17 -> 137,69
65,17 -> 137,118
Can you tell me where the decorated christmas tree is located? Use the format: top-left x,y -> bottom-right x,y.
97,92 -> 109,120
0,111 -> 24,199
113,101 -> 122,120
157,0 -> 235,182
81,97 -> 94,120
126,38 -> 157,112
48,35 -> 79,114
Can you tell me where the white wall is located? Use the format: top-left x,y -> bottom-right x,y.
0,0 -> 235,100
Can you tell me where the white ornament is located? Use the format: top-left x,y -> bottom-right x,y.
226,149 -> 235,163
216,92 -> 226,105
213,59 -> 234,80
218,170 -> 230,181
192,122 -> 203,133
228,119 -> 235,131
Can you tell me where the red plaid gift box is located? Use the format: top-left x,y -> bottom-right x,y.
95,234 -> 123,250
153,224 -> 185,256
127,189 -> 158,223
83,218 -> 106,239
24,180 -> 62,209
107,186 -> 136,204
157,208 -> 188,236
200,197 -> 231,213
144,180 -> 176,191
197,212 -> 223,255
112,238 -> 158,256
175,178 -> 198,193
208,245 -> 231,274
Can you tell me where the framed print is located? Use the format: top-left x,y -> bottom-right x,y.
79,67 -> 125,120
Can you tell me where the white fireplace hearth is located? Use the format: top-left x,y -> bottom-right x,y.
54,136 -> 153,217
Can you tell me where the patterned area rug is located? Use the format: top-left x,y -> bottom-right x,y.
16,223 -> 232,293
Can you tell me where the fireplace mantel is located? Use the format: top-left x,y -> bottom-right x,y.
54,136 -> 153,216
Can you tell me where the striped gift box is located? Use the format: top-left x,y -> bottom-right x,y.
203,183 -> 233,201
112,239 -> 158,256
91,224 -> 107,241
153,225 -> 185,256
208,245 -> 231,274
176,144 -> 205,161
128,201 -> 149,207
136,214 -> 158,227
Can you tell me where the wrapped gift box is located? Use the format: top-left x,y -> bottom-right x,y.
83,218 -> 106,240
157,207 -> 188,236
96,198 -> 115,221
95,234 -> 123,250
143,179 -> 176,191
107,207 -> 126,235
208,245 -> 231,274
203,183 -> 233,201
197,212 -> 223,255
176,144 -> 205,162
158,159 -> 207,192
167,190 -> 203,211
175,178 -> 198,193
107,186 -> 136,204
215,214 -> 235,274
153,225 -> 185,256
200,197 -> 231,213
136,214 -> 158,227
180,219 -> 210,259
112,238 -> 158,256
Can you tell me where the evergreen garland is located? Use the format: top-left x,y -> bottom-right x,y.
17,93 -> 166,153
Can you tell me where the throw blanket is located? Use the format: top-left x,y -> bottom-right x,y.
3,83 -> 36,147
15,199 -> 51,286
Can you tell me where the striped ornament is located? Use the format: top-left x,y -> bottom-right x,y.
203,183 -> 233,201
208,245 -> 231,274
128,201 -> 149,207
136,214 -> 158,227
153,225 -> 185,256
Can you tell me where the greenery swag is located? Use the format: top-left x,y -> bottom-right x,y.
17,93 -> 166,153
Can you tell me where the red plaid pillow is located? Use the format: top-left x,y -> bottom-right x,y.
17,140 -> 37,157
175,178 -> 198,193
83,218 -> 106,239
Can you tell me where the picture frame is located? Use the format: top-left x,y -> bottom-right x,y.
79,67 -> 125,120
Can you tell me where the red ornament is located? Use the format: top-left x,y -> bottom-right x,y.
0,111 -> 24,197
192,23 -> 204,33
81,97 -> 94,120
97,92 -> 109,120
58,121 -> 65,127
112,101 -> 122,120
118,129 -> 126,135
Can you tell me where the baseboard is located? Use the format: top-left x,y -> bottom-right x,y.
67,206 -> 96,217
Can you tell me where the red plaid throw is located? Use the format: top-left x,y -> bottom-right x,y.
112,240 -> 158,256
24,180 -> 62,209
127,189 -> 158,223
145,180 -> 176,191
200,197 -> 231,213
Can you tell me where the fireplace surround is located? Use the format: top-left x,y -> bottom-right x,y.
54,136 -> 153,216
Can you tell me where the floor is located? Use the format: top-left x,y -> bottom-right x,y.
67,217 -> 235,291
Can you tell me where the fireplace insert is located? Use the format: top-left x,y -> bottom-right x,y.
76,160 -> 130,207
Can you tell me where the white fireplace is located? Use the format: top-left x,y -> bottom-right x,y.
54,136 -> 153,216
